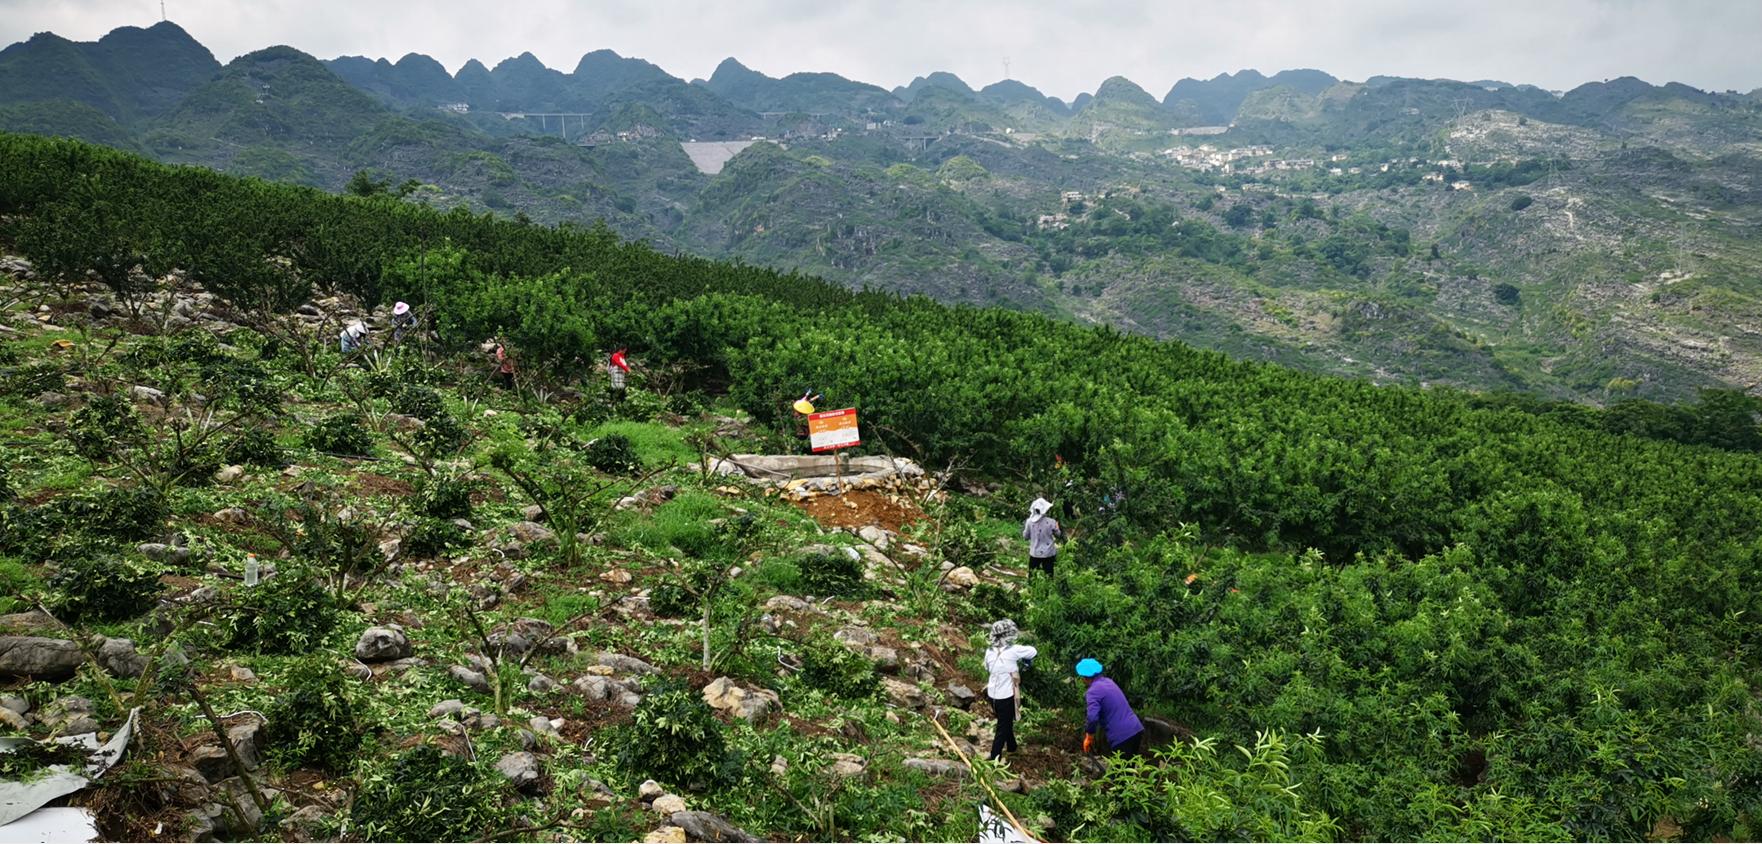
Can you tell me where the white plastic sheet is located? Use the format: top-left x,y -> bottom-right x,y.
0,708 -> 137,832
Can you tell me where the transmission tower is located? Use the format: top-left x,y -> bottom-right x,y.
1003,56 -> 1011,79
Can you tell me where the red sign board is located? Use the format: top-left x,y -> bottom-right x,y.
807,408 -> 860,453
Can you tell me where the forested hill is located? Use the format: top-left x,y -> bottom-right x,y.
4,23 -> 1762,406
1,131 -> 1760,841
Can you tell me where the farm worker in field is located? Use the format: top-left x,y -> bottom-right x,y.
1076,659 -> 1145,757
1023,497 -> 1062,577
608,347 -> 631,401
983,619 -> 1038,762
485,338 -> 515,389
339,320 -> 369,353
391,301 -> 414,342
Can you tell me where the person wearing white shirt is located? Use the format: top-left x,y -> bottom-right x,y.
983,619 -> 1038,762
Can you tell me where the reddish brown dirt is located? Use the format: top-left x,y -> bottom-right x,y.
792,490 -> 924,533
352,473 -> 414,498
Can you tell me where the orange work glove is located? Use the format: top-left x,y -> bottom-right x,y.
1082,734 -> 1094,754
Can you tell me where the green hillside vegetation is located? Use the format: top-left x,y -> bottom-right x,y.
4,25 -> 1762,409
1,132 -> 1759,840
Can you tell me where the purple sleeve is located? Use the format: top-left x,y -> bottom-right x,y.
1085,686 -> 1101,734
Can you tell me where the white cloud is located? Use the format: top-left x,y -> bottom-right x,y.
2,0 -> 1757,99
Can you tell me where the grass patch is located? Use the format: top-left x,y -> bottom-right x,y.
580,420 -> 697,468
0,556 -> 43,613
608,490 -> 726,556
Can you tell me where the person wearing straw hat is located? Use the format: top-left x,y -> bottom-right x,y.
1076,658 -> 1144,757
1022,497 -> 1062,577
339,320 -> 369,353
391,301 -> 415,343
982,619 -> 1037,762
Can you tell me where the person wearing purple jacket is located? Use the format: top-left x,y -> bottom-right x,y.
1076,658 -> 1144,756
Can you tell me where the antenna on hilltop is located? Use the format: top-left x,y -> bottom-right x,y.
1003,56 -> 1011,80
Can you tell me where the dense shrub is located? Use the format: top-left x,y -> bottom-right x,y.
46,552 -> 162,623
646,577 -> 695,619
402,516 -> 469,558
222,427 -> 285,467
796,547 -> 864,597
261,659 -> 367,772
391,383 -> 467,453
67,393 -> 145,461
218,566 -> 341,654
305,411 -> 374,456
582,433 -> 641,475
616,681 -> 738,789
350,745 -> 510,842
795,637 -> 880,700
414,472 -> 475,521
0,361 -> 64,397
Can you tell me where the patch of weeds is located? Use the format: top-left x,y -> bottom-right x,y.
0,556 -> 43,614
612,491 -> 725,556
0,741 -> 85,782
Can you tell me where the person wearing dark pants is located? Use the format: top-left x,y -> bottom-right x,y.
1077,658 -> 1145,758
989,694 -> 1018,760
1023,497 -> 1062,577
983,619 -> 1038,762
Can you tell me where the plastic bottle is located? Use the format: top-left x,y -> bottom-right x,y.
244,553 -> 260,587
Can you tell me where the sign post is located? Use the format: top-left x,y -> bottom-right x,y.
807,408 -> 861,494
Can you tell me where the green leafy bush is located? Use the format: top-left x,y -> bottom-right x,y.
67,393 -> 145,461
403,517 -> 469,558
583,433 -> 641,475
222,427 -> 285,467
218,566 -> 341,654
46,552 -> 162,623
305,411 -> 374,456
797,547 -> 864,597
262,659 -> 367,772
616,681 -> 738,788
1,361 -> 64,397
350,745 -> 510,842
647,577 -> 695,619
795,637 -> 880,700
414,472 -> 475,521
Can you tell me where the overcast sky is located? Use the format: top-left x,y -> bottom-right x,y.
3,0 -> 1757,101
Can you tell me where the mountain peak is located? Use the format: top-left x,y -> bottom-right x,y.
1093,75 -> 1155,104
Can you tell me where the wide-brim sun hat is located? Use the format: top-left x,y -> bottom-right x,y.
393,301 -> 410,316
1075,658 -> 1103,677
793,399 -> 816,415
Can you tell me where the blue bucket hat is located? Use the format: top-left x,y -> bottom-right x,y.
1075,658 -> 1103,677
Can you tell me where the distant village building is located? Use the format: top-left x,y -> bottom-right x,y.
1450,180 -> 1473,191
1060,191 -> 1086,205
1423,172 -> 1446,183
439,102 -> 470,114
1036,213 -> 1070,230
1169,125 -> 1230,136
